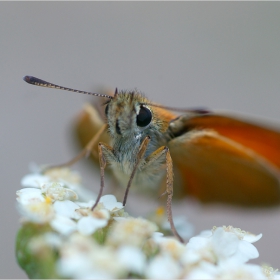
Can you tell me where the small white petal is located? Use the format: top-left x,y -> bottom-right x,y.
100,194 -> 117,203
157,237 -> 186,260
186,236 -> 210,250
107,218 -> 157,247
218,263 -> 267,279
146,254 -> 181,279
53,200 -> 80,219
75,200 -> 95,208
50,215 -> 77,235
100,195 -> 123,211
117,245 -> 146,274
211,227 -> 260,265
152,232 -> 165,242
212,228 -> 239,261
17,200 -> 55,223
77,216 -> 108,235
57,254 -> 93,278
243,233 -> 262,243
181,249 -> 201,264
231,240 -> 259,264
16,188 -> 45,205
184,261 -> 218,279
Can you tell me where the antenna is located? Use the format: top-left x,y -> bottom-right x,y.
23,76 -> 113,100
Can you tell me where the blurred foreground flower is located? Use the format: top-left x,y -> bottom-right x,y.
16,167 -> 279,279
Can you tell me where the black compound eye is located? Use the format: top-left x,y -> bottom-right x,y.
136,106 -> 152,127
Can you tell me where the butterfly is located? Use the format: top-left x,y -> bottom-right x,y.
23,75 -> 280,242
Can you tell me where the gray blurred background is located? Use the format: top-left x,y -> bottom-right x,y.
1,2 -> 280,278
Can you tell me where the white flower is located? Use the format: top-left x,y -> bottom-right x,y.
107,217 -> 158,247
75,201 -> 111,236
262,265 -> 280,279
185,226 -> 261,266
17,183 -> 81,224
50,199 -> 111,235
99,195 -> 123,212
220,225 -> 262,243
17,188 -> 45,205
21,169 -> 96,202
89,247 -> 126,278
152,231 -> 165,242
75,200 -> 95,209
183,234 -> 216,265
153,235 -> 186,260
16,188 -> 54,223
57,233 -> 125,279
116,245 -> 146,274
77,216 -> 108,236
56,234 -> 99,278
48,195 -> 120,235
53,200 -> 80,219
146,253 -> 182,279
183,261 -> 218,279
212,226 -> 260,264
76,195 -> 124,215
41,182 -> 78,201
28,232 -> 62,254
18,167 -> 279,279
21,173 -> 50,188
217,263 -> 267,279
44,168 -> 97,201
50,215 -> 77,235
21,173 -> 79,202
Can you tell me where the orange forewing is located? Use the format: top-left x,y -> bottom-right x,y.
169,128 -> 280,206
182,114 -> 280,168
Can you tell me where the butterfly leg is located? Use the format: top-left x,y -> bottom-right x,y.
93,136 -> 153,211
144,146 -> 184,243
42,124 -> 108,172
91,141 -> 114,210
123,138 -> 184,243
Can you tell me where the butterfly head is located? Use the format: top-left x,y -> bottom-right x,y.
104,89 -> 153,139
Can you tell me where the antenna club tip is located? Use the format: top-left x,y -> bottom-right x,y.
23,75 -> 32,84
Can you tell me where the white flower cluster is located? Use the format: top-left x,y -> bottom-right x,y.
16,168 -> 279,279
17,168 -> 124,236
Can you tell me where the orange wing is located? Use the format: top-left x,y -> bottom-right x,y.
75,103 -> 110,161
182,114 -> 280,168
169,114 -> 280,207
